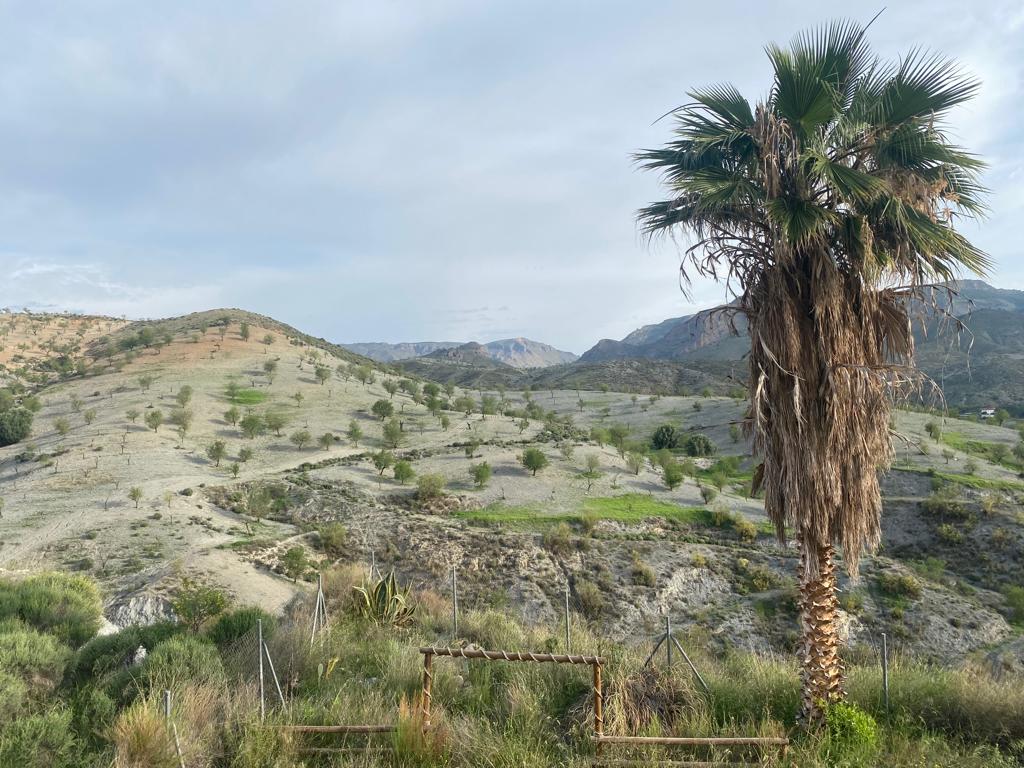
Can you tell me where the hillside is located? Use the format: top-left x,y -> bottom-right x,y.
580,281 -> 1024,412
345,337 -> 578,368
1,307 -> 1022,676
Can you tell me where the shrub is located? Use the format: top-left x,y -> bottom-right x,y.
317,522 -> 348,558
206,607 -> 277,649
0,572 -> 102,647
393,460 -> 415,485
111,702 -> 178,768
662,462 -> 684,490
470,462 -> 492,488
630,555 -> 656,587
1003,585 -> 1024,623
574,579 -> 605,620
876,571 -> 922,600
699,485 -> 718,504
63,622 -> 181,688
170,578 -> 229,631
682,433 -> 717,456
651,424 -> 680,450
140,636 -> 225,692
0,407 -> 33,446
733,516 -> 758,543
0,706 -> 78,768
542,523 -> 574,556
826,701 -> 879,753
0,626 -> 70,693
416,474 -> 446,501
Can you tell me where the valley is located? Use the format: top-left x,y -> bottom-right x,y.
2,307 -> 1022,671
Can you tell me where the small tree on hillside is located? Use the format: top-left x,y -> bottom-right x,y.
521,448 -> 549,476
264,412 -> 287,437
470,461 -> 492,489
171,578 -> 229,631
176,385 -> 193,408
128,486 -> 143,508
315,365 -> 331,385
281,547 -> 308,582
383,379 -> 399,398
372,400 -> 394,421
626,451 -> 646,476
373,450 -> 395,476
346,420 -> 363,447
581,454 -> 602,492
663,462 -> 684,491
263,360 -> 277,384
126,408 -> 140,424
290,430 -> 312,450
224,406 -> 241,426
144,411 -> 163,432
383,418 -> 404,449
393,460 -> 415,485
318,432 -> 334,450
240,413 -> 265,439
206,440 -> 227,467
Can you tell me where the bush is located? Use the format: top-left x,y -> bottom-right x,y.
876,571 -> 922,600
682,433 -> 717,457
0,625 -> 70,693
0,407 -> 33,447
316,522 -> 348,558
1003,585 -> 1024,623
542,523 -> 574,556
111,702 -> 178,768
0,572 -> 102,648
574,579 -> 605,621
651,424 -> 680,450
0,706 -> 78,768
826,701 -> 879,753
140,636 -> 225,692
521,448 -> 549,476
206,607 -> 277,649
630,556 -> 656,587
171,578 -> 229,631
416,474 -> 446,502
63,622 -> 181,688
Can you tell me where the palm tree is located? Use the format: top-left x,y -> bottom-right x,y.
637,21 -> 988,723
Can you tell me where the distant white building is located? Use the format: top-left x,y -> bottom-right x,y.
980,407 -> 996,419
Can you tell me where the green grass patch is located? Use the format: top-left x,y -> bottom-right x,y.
455,494 -> 706,529
230,388 -> 267,406
897,466 -> 1024,492
939,431 -> 1018,470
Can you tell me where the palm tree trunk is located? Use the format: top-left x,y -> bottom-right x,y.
797,542 -> 843,723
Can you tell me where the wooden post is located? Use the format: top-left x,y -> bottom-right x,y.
881,632 -> 889,713
421,651 -> 433,728
163,689 -> 171,721
258,618 -> 265,721
593,660 -> 603,738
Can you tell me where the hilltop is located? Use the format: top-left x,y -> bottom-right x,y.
344,337 -> 578,369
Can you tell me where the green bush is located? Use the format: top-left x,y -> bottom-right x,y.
542,523 -> 574,556
63,622 -> 180,688
140,635 -> 225,692
416,474 -> 446,501
651,424 -> 680,450
0,706 -> 78,768
826,701 -> 879,752
0,626 -> 70,693
0,669 -> 27,722
206,607 -> 277,649
683,433 -> 717,456
0,573 -> 102,647
0,407 -> 33,447
876,572 -> 922,600
316,522 -> 348,558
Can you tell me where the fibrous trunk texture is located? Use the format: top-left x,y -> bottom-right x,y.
797,542 -> 843,722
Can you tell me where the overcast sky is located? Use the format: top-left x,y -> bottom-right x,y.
1,1 -> 1021,353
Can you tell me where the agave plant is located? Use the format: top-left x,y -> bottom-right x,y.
351,570 -> 416,627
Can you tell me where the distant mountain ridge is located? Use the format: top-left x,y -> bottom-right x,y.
578,280 -> 1024,411
343,337 -> 577,369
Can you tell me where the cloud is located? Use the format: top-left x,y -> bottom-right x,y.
0,1 -> 1019,352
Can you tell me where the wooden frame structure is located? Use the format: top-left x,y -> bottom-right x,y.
418,645 -> 787,767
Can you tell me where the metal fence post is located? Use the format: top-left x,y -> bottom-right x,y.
258,618 -> 265,721
564,582 -> 571,652
881,632 -> 889,713
451,565 -> 458,640
666,615 -> 672,669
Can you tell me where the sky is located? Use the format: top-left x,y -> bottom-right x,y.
1,1 -> 1021,354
